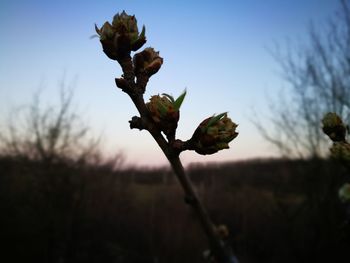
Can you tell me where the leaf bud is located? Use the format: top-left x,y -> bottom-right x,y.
190,113 -> 238,155
322,112 -> 346,142
133,47 -> 163,77
95,11 -> 146,60
146,91 -> 186,137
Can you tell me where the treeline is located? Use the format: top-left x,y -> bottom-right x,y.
0,156 -> 349,263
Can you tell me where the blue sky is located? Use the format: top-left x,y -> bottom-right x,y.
0,0 -> 339,167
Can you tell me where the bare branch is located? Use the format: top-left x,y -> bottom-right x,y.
255,0 -> 350,158
0,78 -> 106,166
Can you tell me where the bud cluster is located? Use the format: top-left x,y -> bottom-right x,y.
190,113 -> 238,155
95,11 -> 146,60
322,112 -> 347,142
322,112 -> 350,161
146,91 -> 186,138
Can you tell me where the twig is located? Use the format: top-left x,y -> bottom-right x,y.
95,12 -> 239,262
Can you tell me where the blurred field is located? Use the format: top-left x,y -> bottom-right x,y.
0,157 -> 349,263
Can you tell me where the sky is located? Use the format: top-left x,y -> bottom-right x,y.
0,0 -> 340,167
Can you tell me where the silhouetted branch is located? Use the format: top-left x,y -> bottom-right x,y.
95,11 -> 239,263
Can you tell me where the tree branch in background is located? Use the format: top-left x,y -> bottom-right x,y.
254,0 -> 350,159
0,79 -> 121,168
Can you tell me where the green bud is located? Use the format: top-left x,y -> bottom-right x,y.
112,11 -> 138,33
322,112 -> 346,142
98,22 -> 114,40
339,183 -> 350,203
146,91 -> 186,137
95,10 -> 146,60
190,113 -> 238,155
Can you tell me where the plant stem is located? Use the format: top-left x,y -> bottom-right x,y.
165,154 -> 235,262
131,100 -> 235,262
117,55 -> 237,263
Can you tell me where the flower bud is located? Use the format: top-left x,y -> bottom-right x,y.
146,91 -> 186,137
95,11 -> 146,60
339,183 -> 350,203
190,113 -> 238,155
133,48 -> 163,77
322,112 -> 346,142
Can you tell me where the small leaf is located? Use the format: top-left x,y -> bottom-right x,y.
131,25 -> 146,50
157,101 -> 168,116
95,24 -> 101,35
206,112 -> 227,129
90,34 -> 99,39
139,25 -> 146,39
162,93 -> 175,103
173,90 -> 187,111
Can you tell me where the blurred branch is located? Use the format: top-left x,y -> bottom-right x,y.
0,78 -> 112,167
254,0 -> 350,159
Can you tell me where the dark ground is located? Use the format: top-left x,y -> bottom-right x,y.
0,156 -> 349,263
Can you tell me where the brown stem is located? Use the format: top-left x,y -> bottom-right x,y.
135,71 -> 149,93
165,154 -> 235,262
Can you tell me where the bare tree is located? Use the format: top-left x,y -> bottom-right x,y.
256,0 -> 350,158
0,79 -> 103,165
